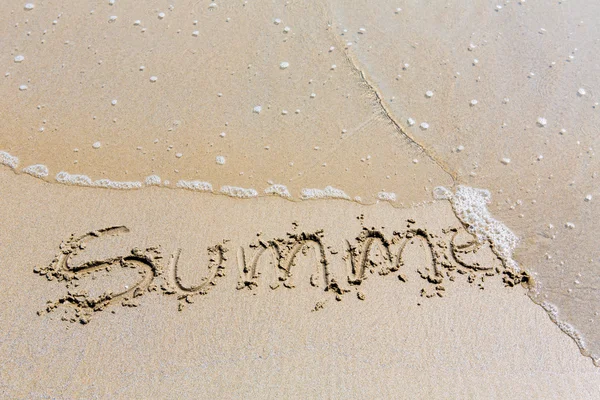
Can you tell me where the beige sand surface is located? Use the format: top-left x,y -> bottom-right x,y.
2,0 -> 600,397
1,169 -> 599,398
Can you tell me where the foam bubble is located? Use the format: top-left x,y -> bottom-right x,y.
265,184 -> 291,198
176,180 -> 213,192
377,191 -> 397,202
0,151 -> 19,169
94,179 -> 142,189
434,185 -> 520,271
22,164 -> 48,178
220,185 -> 258,198
301,186 -> 350,200
144,175 -> 161,186
56,171 -> 142,189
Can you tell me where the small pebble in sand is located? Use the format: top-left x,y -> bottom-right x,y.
560,128 -> 567,134
420,122 -> 429,130
329,46 -> 335,52
584,194 -> 592,202
139,66 -> 145,71
192,31 -> 199,37
109,16 -> 118,23
470,99 -> 478,106
150,76 -> 158,82
175,153 -> 183,158
216,156 -> 226,165
281,110 -> 288,115
537,155 -> 544,161
577,88 -> 586,96
310,93 -> 316,98
456,145 -> 465,152
19,84 -> 28,91
111,99 -> 117,106
253,105 -> 262,113
495,5 -> 503,10
412,159 -> 419,164
283,26 -> 290,33
425,90 -> 434,98
158,12 -> 165,19
407,118 -> 415,126
133,20 -> 141,26
395,8 -> 402,14
92,141 -> 102,149
473,59 -> 479,65
24,3 -> 35,10
565,222 -> 575,229
331,64 -> 337,70
280,61 -> 289,69
468,43 -> 476,51
274,18 -> 282,25
358,28 -> 366,34
537,117 -> 547,127
403,63 -> 409,70
219,132 -> 226,137
501,158 -> 511,165
14,55 -> 24,63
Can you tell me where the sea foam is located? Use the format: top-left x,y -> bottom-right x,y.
434,185 -> 519,271
301,186 -> 350,200
0,151 -> 19,169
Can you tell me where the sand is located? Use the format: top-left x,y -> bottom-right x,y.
1,169 -> 599,398
2,0 -> 600,397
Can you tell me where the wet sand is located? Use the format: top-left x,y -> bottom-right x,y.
2,0 -> 600,397
1,169 -> 599,398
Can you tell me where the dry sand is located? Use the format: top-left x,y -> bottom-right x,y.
1,169 -> 599,398
2,0 -> 600,398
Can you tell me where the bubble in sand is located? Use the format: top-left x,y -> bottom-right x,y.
584,194 -> 592,202
265,184 -> 291,198
537,117 -> 547,127
420,122 -> 429,130
111,99 -> 117,106
24,3 -> 35,10
565,222 -> 575,229
310,93 -> 316,98
158,12 -> 165,19
274,18 -> 282,25
133,20 -> 141,26
192,31 -> 199,37
215,155 -> 226,165
208,3 -> 218,10
279,61 -> 289,69
470,99 -> 478,106
425,90 -> 434,98
19,84 -> 28,91
283,26 -> 290,33
253,105 -> 262,113
358,28 -> 366,34
577,88 -> 586,96
92,141 -> 102,149
395,8 -> 402,14
14,55 -> 24,63
150,76 -> 158,82
109,16 -> 117,23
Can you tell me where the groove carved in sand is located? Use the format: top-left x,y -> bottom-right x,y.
34,222 -> 531,323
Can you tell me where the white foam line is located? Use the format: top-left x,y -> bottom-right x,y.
301,186 -> 350,200
22,164 -> 49,178
220,185 -> 258,198
377,191 -> 397,202
56,171 -> 142,189
145,175 -> 162,186
265,184 -> 291,198
0,151 -> 19,169
434,185 -> 519,271
176,179 -> 213,192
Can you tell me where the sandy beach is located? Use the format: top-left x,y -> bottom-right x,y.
2,0 -> 600,398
